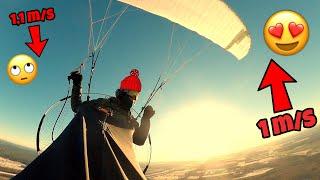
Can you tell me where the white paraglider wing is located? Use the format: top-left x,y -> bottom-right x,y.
117,0 -> 251,60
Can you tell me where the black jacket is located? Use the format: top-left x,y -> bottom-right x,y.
71,83 -> 150,146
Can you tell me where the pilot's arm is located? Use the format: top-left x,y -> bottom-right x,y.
69,71 -> 83,113
133,106 -> 155,146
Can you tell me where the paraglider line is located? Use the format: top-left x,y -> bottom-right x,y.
101,123 -> 129,180
95,0 -> 113,48
51,82 -> 71,141
143,134 -> 152,174
88,0 -> 95,56
95,5 -> 128,51
92,8 -> 141,25
87,50 -> 101,101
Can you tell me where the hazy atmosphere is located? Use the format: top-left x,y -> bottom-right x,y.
1,1 -> 320,179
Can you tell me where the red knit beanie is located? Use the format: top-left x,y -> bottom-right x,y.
120,69 -> 142,92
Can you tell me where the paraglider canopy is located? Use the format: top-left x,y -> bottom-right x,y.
117,0 -> 251,60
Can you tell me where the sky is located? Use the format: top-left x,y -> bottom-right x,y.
0,0 -> 320,162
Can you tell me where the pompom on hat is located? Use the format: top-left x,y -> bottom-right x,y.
120,69 -> 142,92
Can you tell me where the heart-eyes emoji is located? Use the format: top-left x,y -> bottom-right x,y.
264,10 -> 309,56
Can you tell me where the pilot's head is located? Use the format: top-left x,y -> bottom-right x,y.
116,69 -> 141,110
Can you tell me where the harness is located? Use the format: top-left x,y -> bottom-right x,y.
97,106 -> 139,129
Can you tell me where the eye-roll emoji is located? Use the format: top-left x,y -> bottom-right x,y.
7,54 -> 38,85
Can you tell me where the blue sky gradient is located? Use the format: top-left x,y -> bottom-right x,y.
0,0 -> 320,161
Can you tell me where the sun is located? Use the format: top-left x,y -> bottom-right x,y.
147,98 -> 265,162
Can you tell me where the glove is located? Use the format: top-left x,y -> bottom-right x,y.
68,70 -> 83,84
142,105 -> 155,120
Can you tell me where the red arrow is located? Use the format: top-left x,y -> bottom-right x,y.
25,25 -> 48,57
258,59 -> 297,113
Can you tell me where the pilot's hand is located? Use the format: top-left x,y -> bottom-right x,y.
68,70 -> 83,84
142,105 -> 155,120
